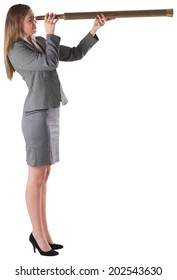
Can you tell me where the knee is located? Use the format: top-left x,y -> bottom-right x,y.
28,166 -> 49,187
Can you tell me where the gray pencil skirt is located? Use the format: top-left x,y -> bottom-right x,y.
22,107 -> 60,166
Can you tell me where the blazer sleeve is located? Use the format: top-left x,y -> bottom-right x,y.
8,34 -> 60,71
59,32 -> 99,62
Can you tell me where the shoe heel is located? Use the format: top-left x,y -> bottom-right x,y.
33,245 -> 36,253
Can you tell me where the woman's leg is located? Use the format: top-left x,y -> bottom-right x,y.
25,165 -> 51,252
40,165 -> 54,244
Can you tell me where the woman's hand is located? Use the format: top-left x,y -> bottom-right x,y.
90,14 -> 114,36
44,13 -> 59,35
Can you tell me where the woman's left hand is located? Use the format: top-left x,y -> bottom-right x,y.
90,14 -> 114,36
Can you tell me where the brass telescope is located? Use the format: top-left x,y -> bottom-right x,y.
35,9 -> 173,21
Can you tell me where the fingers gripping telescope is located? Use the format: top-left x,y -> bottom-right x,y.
35,9 -> 173,21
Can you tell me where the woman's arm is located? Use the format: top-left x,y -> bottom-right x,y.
59,14 -> 108,62
59,32 -> 98,62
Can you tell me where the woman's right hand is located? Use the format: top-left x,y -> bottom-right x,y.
44,13 -> 59,34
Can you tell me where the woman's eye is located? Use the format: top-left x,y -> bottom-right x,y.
28,17 -> 35,22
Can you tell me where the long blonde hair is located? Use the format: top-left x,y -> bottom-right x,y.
4,4 -> 30,80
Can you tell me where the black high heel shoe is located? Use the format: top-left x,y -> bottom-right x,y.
49,243 -> 63,250
29,233 -> 59,256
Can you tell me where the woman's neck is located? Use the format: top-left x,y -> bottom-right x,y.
23,35 -> 32,42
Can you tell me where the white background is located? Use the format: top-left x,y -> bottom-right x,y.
0,0 -> 176,279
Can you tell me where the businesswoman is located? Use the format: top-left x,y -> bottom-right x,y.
4,4 -> 108,256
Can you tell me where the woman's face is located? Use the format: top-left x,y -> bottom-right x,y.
22,9 -> 37,37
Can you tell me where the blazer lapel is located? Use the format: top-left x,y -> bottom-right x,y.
21,39 -> 44,53
35,40 -> 46,53
36,38 -> 46,53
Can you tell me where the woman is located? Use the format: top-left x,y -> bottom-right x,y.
4,4 -> 108,256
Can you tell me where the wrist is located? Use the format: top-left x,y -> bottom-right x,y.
45,29 -> 54,35
90,28 -> 97,36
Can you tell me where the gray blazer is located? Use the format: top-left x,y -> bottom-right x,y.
8,32 -> 98,111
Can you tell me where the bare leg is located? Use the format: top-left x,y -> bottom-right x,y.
40,165 -> 54,244
25,165 -> 51,252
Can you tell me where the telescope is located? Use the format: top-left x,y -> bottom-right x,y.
35,9 -> 173,21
